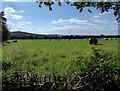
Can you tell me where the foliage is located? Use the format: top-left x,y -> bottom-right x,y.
2,44 -> 120,91
36,0 -> 120,21
2,24 -> 10,42
0,11 -> 10,42
78,48 -> 120,91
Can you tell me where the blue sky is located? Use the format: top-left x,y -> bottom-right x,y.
1,0 -> 118,35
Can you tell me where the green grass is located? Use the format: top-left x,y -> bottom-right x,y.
2,39 -> 119,76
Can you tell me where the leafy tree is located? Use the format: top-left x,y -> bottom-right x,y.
0,11 -> 10,42
100,34 -> 104,38
36,0 -> 120,22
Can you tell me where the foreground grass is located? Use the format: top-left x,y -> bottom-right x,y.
2,39 -> 119,76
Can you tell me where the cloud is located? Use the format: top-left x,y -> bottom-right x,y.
92,12 -> 111,23
51,18 -> 98,30
9,17 -> 117,35
4,7 -> 116,35
94,11 -> 110,18
91,18 -> 104,23
28,22 -> 117,35
5,13 -> 23,20
29,25 -> 90,35
4,7 -> 23,20
17,21 -> 32,26
94,15 -> 99,18
4,7 -> 16,13
51,18 -> 88,25
28,16 -> 117,35
20,10 -> 24,12
9,20 -> 117,35
7,20 -> 32,31
4,7 -> 31,32
93,11 -> 111,20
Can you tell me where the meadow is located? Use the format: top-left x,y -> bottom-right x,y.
2,39 -> 120,77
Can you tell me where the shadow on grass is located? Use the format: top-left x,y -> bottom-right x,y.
97,44 -> 103,45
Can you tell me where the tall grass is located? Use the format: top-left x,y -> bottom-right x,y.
2,39 -> 119,77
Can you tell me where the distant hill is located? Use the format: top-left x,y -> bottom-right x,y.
11,31 -> 40,37
10,31 -> 120,39
10,31 -> 63,39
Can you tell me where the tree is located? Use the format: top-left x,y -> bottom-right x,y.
0,11 -> 10,42
36,0 -> 120,22
100,34 -> 104,38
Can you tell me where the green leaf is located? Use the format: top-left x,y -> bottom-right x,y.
114,11 -> 117,17
58,2 -> 62,6
88,9 -> 92,13
49,6 -> 52,11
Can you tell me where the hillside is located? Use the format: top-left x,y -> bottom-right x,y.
10,31 -> 120,39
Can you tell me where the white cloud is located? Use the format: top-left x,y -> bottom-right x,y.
6,14 -> 117,35
30,16 -> 117,35
4,7 -> 23,20
7,20 -> 32,31
28,22 -> 117,35
9,21 -> 118,35
20,10 -> 24,12
17,21 -> 32,26
92,12 -> 111,23
93,11 -> 110,20
4,7 -> 16,13
51,18 -> 98,30
51,18 -> 93,26
5,13 -> 23,20
94,15 -> 99,18
29,25 -> 90,35
91,18 -> 104,23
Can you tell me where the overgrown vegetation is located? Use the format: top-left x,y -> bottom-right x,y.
2,41 -> 120,90
2,39 -> 119,75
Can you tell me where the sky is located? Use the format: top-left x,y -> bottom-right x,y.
0,0 -> 118,35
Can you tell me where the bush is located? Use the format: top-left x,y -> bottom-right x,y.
2,48 -> 120,91
89,37 -> 98,45
78,48 -> 120,91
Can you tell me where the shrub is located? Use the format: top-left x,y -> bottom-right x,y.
78,48 -> 120,91
89,37 -> 98,45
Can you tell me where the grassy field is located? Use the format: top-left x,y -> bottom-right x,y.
2,39 -> 119,76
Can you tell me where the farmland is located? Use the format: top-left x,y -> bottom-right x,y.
1,39 -> 120,91
2,39 -> 119,76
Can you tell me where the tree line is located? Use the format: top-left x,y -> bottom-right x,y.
11,35 -> 120,40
